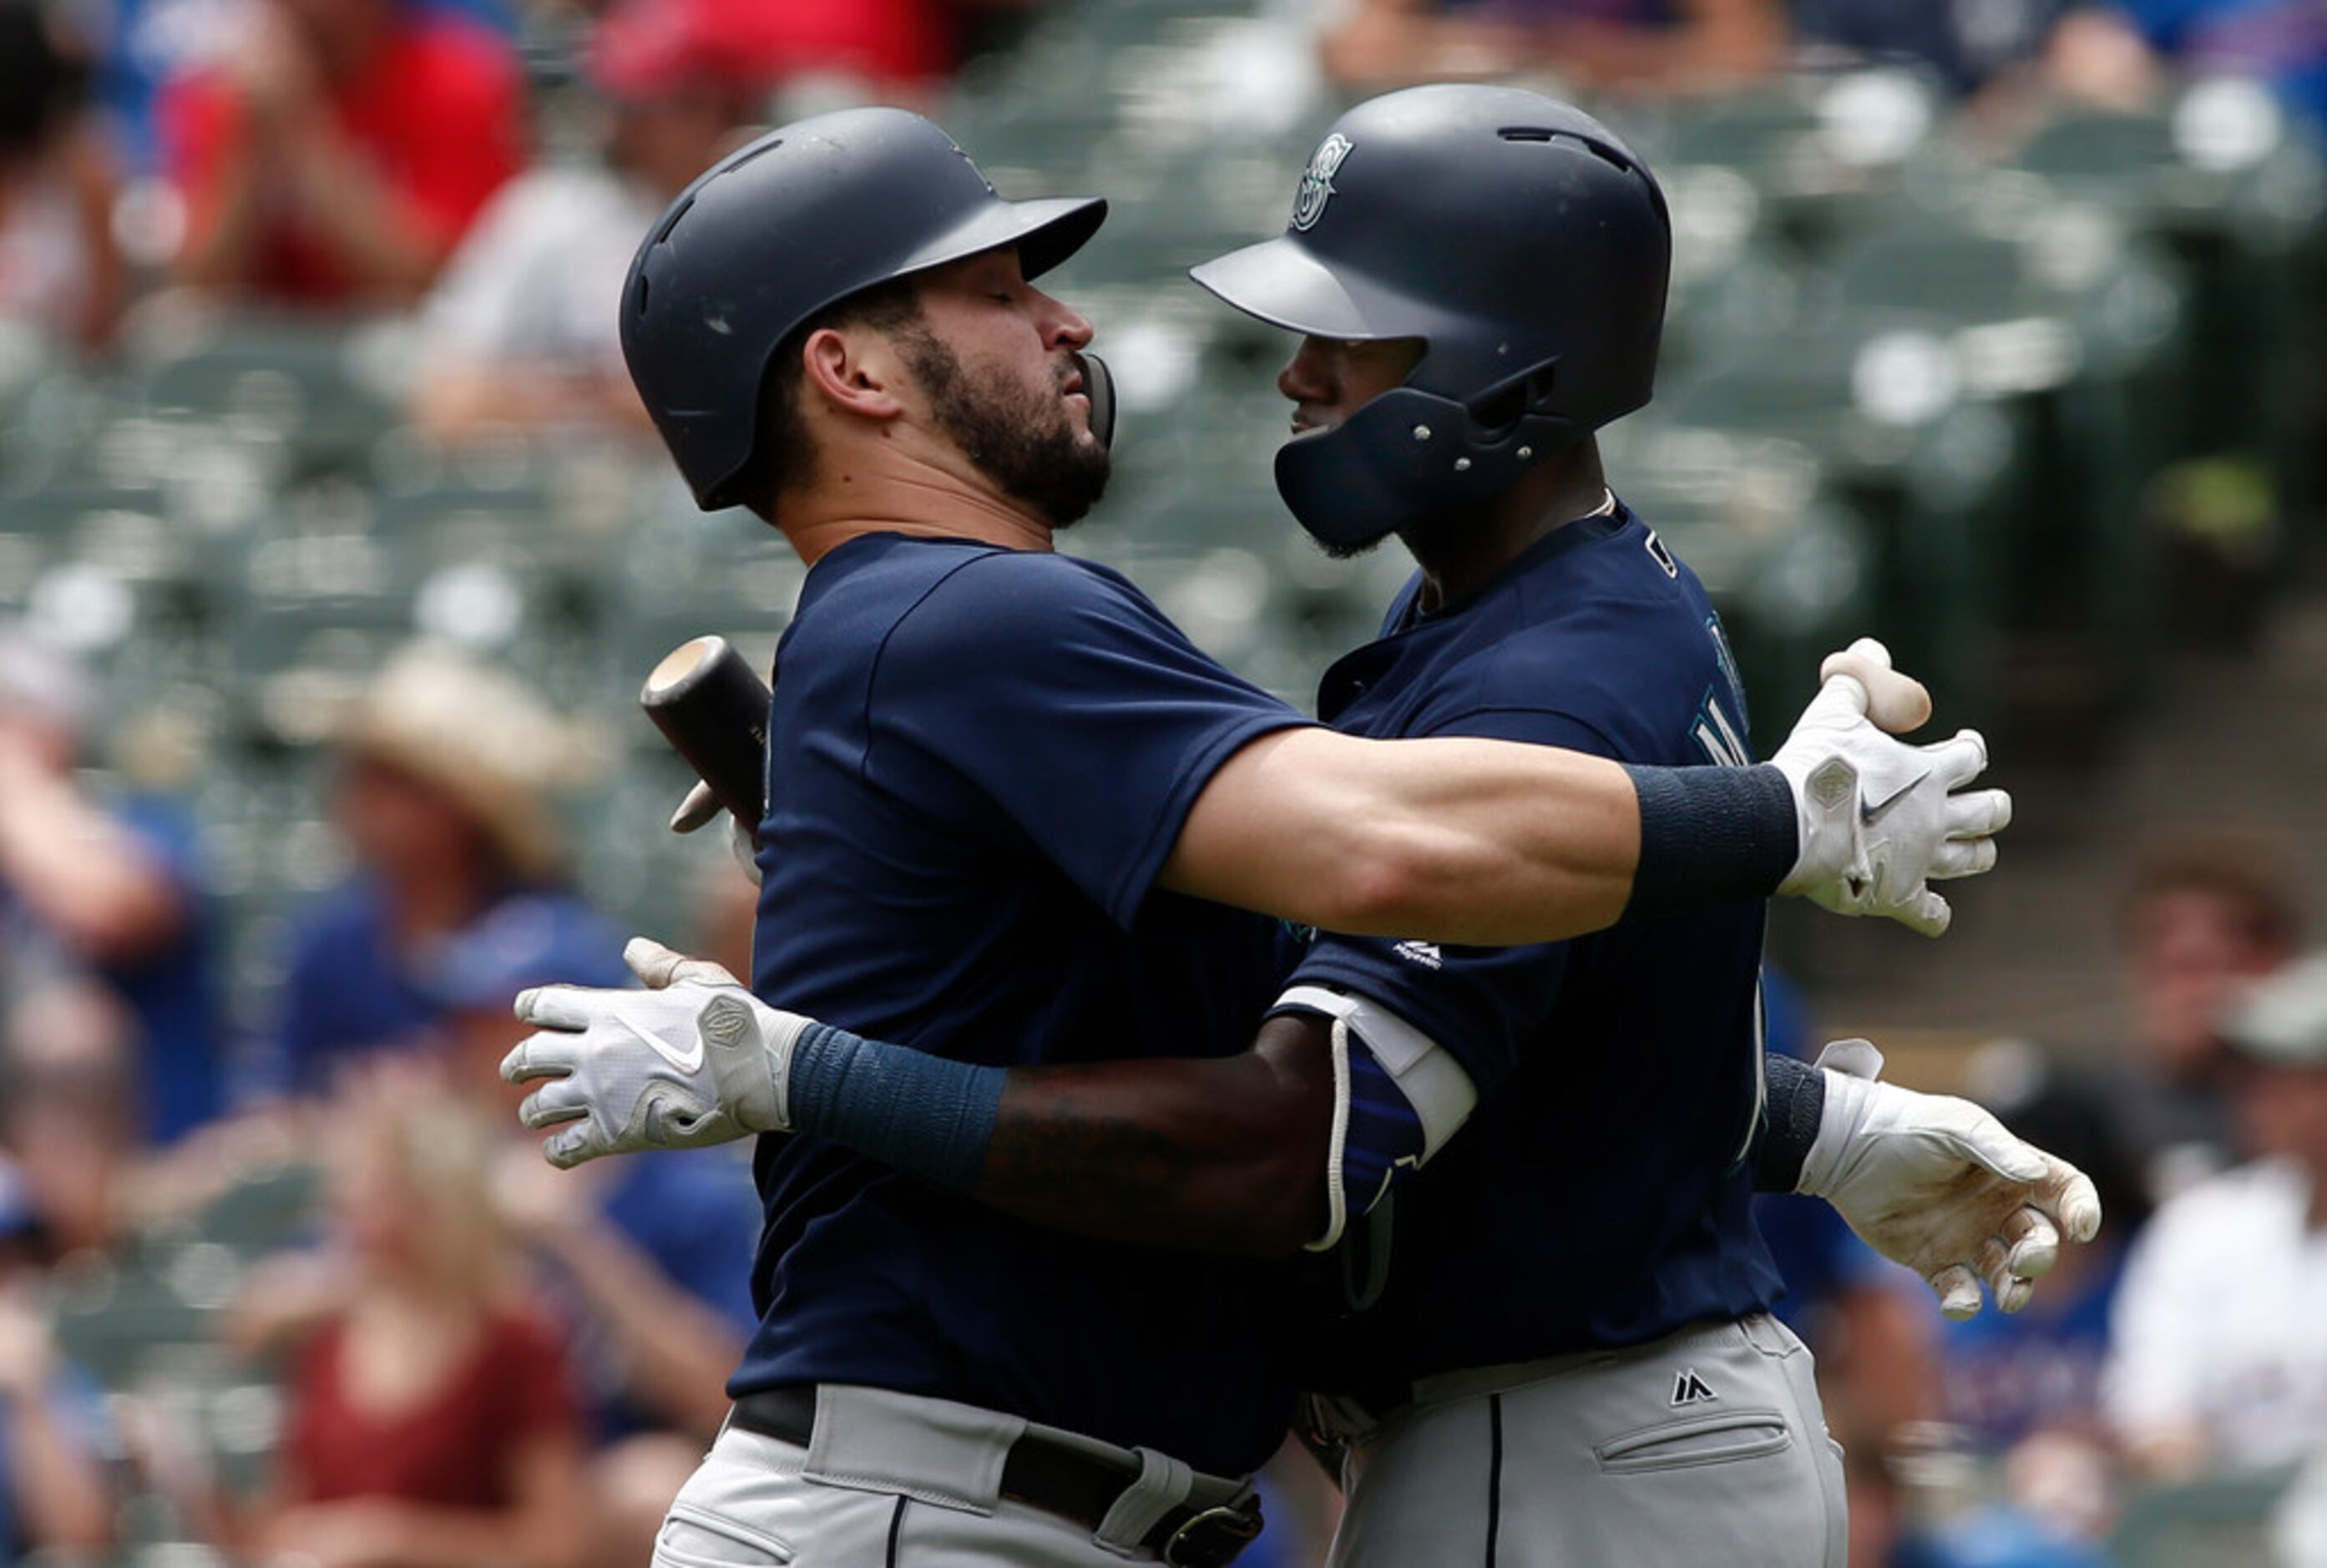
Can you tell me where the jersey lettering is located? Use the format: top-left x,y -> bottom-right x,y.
1706,614 -> 1748,726
1692,687 -> 1751,769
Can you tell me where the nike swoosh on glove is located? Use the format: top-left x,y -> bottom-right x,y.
1773,639 -> 2012,937
1798,1039 -> 2104,1319
500,938 -> 803,1168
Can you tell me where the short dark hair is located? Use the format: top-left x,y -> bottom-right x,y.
740,277 -> 924,515
2123,833 -> 2303,955
0,1 -> 89,158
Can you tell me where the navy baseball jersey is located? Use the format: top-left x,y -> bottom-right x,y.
1285,504 -> 1783,1393
735,533 -> 1310,1477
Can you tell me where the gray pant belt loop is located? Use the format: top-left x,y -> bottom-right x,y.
728,1384 -> 1264,1568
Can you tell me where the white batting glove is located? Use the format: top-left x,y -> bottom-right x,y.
1798,1038 -> 2105,1320
1773,639 -> 2011,937
500,937 -> 803,1168
670,780 -> 762,886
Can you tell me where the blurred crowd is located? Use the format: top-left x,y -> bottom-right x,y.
0,0 -> 2321,376
0,626 -> 766,1566
1756,834 -> 2327,1567
0,0 -> 2324,1564
18,611 -> 2327,1566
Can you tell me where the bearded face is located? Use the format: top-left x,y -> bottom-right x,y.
898,325 -> 1111,529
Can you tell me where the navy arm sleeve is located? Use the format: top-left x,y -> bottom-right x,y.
1753,1052 -> 1827,1194
867,552 -> 1313,928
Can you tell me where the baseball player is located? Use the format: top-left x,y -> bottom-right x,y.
1183,89 -> 1933,1564
504,106 -> 2019,1566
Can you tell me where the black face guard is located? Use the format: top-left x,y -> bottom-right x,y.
1273,369 -> 1585,551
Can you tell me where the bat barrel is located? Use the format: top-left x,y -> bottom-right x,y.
641,635 -> 773,828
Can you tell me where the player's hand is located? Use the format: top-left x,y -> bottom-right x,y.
500,938 -> 802,1167
1772,638 -> 2011,937
1797,1039 -> 2104,1319
670,780 -> 763,885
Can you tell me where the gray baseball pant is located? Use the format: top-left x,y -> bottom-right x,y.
651,1383 -> 1253,1566
1323,1313 -> 1847,1567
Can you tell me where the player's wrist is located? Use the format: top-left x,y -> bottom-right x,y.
1753,1053 -> 1827,1195
1771,756 -> 1850,899
1796,1070 -> 1879,1199
699,992 -> 801,1133
1619,762 -> 1797,919
1794,1038 -> 1887,1197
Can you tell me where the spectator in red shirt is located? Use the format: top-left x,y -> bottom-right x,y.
736,0 -> 952,103
409,0 -> 762,443
230,1071 -> 587,1568
159,0 -> 525,307
712,0 -> 1034,114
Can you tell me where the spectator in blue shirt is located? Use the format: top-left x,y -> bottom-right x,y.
426,891 -> 763,1568
269,641 -> 600,1095
1936,1061 -> 2148,1457
2107,0 -> 2327,133
0,1161 -> 111,1560
0,623 -> 225,1144
0,979 -> 144,1261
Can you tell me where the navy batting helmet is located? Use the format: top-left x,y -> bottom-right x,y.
622,107 -> 1107,512
1191,86 -> 1670,550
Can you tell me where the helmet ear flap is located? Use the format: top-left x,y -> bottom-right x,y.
1464,359 -> 1560,443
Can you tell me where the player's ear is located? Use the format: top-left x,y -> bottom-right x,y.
801,326 -> 907,422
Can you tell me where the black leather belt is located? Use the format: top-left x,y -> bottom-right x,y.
728,1387 -> 1264,1568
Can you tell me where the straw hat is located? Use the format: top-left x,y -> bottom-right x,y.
337,641 -> 586,882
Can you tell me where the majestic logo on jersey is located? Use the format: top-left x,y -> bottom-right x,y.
1292,134 -> 1353,231
1390,939 -> 1443,970
1670,1368 -> 1718,1407
1643,529 -> 1679,579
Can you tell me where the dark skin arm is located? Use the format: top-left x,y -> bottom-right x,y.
979,1014 -> 1338,1258
969,1022 -> 1804,1260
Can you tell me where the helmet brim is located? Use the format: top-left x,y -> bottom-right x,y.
1189,235 -> 1426,341
895,195 -> 1107,285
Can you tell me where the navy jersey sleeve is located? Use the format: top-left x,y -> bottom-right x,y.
1285,705 -> 1616,1098
867,551 -> 1312,929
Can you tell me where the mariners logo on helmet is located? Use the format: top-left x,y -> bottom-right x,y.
1193,86 -> 1671,549
1291,134 -> 1353,232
